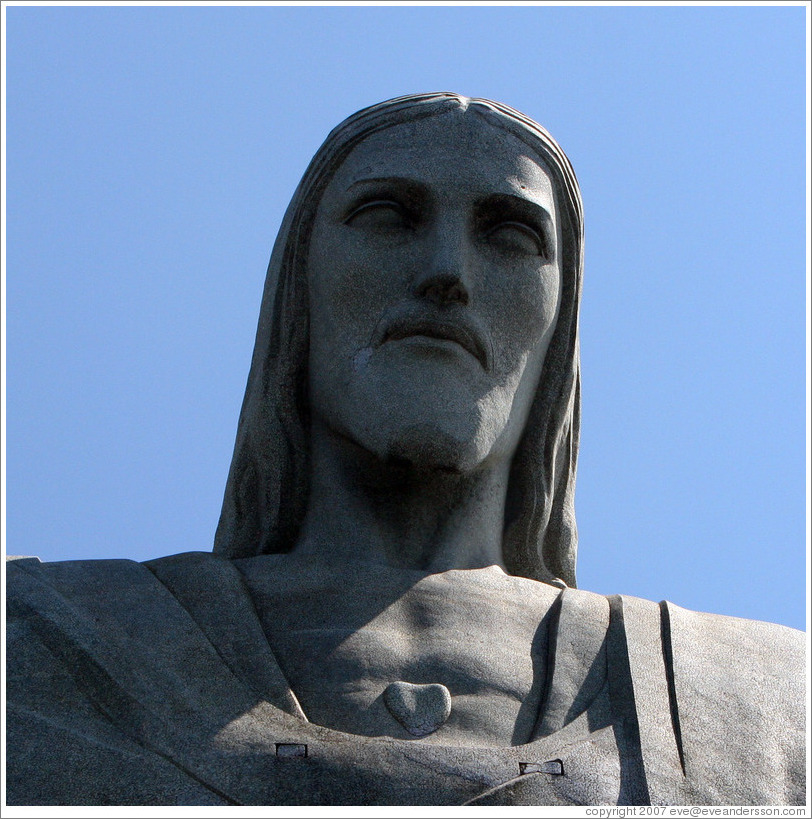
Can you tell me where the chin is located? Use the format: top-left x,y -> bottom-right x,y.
382,423 -> 488,474
328,369 -> 515,474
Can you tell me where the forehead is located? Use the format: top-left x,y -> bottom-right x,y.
325,111 -> 557,211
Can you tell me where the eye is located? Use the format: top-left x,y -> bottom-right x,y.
344,199 -> 414,232
484,220 -> 546,257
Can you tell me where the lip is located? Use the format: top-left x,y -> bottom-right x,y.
381,315 -> 491,371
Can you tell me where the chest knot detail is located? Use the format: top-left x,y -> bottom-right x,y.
383,681 -> 452,736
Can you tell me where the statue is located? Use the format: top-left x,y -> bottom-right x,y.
6,93 -> 805,807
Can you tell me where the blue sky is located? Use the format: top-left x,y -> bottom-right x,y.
5,4 -> 808,631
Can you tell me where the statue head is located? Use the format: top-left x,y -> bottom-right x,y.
214,93 -> 583,588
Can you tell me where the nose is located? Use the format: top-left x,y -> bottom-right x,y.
413,217 -> 471,307
416,272 -> 469,307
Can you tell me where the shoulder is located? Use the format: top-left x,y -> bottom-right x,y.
616,594 -> 806,805
6,551 -> 230,619
6,551 -> 240,685
662,600 -> 805,744
664,600 -> 804,680
664,603 -> 805,764
5,551 -> 284,805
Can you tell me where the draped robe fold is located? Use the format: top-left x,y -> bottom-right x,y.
6,552 -> 805,806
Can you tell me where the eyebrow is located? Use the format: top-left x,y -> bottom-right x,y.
346,176 -> 554,223
482,192 -> 555,232
345,176 -> 425,194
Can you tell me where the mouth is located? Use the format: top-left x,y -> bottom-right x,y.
382,316 -> 490,371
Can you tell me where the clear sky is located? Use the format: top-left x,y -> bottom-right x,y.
4,4 -> 808,631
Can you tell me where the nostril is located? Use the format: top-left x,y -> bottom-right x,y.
417,275 -> 469,306
447,284 -> 469,305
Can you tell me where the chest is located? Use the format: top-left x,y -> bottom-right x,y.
252,568 -> 557,746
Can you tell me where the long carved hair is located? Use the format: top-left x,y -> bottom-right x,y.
214,93 -> 584,588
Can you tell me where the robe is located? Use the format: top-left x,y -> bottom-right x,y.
6,552 -> 805,806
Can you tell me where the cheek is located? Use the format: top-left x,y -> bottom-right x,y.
487,264 -> 561,372
307,225 -> 401,352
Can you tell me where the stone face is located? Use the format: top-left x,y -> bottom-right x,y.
5,93 -> 806,806
212,93 -> 583,588
305,113 -> 560,483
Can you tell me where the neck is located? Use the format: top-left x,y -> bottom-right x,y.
294,421 -> 509,572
